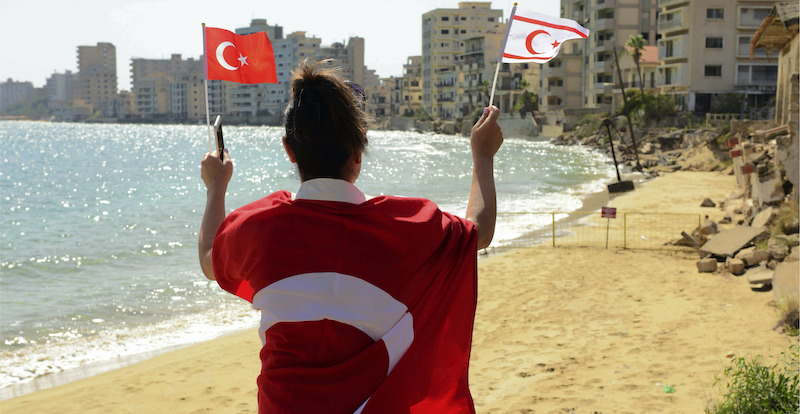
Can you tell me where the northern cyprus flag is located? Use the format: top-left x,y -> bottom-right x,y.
501,7 -> 590,63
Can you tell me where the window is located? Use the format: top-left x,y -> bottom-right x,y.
705,37 -> 723,48
739,7 -> 771,28
664,40 -> 675,57
707,8 -> 724,19
488,17 -> 495,22
736,64 -> 778,85
441,16 -> 449,21
739,35 -> 767,57
441,29 -> 449,34
704,65 -> 722,77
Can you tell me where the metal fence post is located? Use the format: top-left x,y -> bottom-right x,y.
623,213 -> 627,249
698,214 -> 702,235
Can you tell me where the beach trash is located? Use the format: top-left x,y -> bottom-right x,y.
663,385 -> 676,393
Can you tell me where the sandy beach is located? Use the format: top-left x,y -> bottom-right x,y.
1,171 -> 793,413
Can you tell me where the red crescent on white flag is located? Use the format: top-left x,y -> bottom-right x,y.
525,30 -> 550,55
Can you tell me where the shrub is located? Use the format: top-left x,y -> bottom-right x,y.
776,296 -> 799,336
619,91 -> 678,126
773,200 -> 799,237
706,343 -> 799,414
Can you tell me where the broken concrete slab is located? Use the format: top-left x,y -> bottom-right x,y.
746,265 -> 773,285
773,261 -> 799,301
751,207 -> 775,229
697,258 -> 718,273
735,247 -> 771,267
700,226 -> 769,257
726,257 -> 746,275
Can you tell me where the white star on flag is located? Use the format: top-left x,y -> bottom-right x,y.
237,54 -> 249,66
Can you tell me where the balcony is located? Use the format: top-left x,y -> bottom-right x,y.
591,0 -> 616,10
658,35 -> 689,60
658,63 -> 689,87
594,18 -> 613,31
658,8 -> 690,34
735,64 -> 778,87
658,0 -> 689,9
543,64 -> 566,79
738,7 -> 772,29
546,86 -> 565,96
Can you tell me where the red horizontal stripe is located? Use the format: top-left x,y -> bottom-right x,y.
502,53 -> 554,61
513,15 -> 589,38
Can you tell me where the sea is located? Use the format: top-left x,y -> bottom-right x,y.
0,121 -> 617,398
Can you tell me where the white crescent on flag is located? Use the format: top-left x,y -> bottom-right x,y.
252,272 -> 415,373
215,41 -> 239,71
501,8 -> 590,63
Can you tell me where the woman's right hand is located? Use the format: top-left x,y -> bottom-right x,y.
201,150 -> 233,193
470,106 -> 503,159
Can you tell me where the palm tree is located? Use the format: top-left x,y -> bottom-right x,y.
626,34 -> 646,99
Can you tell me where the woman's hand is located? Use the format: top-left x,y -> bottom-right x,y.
199,150 -> 233,281
466,106 -> 503,250
201,150 -> 233,194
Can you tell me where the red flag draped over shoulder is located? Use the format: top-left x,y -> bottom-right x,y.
204,26 -> 277,84
212,193 -> 479,413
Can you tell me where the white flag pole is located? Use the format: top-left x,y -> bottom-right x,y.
202,23 -> 213,154
489,3 -> 517,108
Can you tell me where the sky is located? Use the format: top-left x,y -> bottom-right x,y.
1,0 -> 560,91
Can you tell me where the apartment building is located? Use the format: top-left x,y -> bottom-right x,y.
457,36 -> 492,115
658,0 -> 779,112
76,42 -> 118,117
228,19 -> 287,118
540,0 -> 658,112
45,71 -> 76,107
396,56 -> 424,117
0,79 -> 34,112
540,0 -> 589,112
130,54 -> 215,121
422,2 -> 504,118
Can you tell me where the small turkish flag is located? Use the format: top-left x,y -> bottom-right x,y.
501,8 -> 589,63
204,26 -> 277,84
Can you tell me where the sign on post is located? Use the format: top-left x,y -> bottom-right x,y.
601,207 -> 617,219
601,207 -> 617,248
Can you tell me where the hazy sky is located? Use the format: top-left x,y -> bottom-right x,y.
1,0 -> 560,91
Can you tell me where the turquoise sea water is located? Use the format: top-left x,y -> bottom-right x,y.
0,121 -> 616,396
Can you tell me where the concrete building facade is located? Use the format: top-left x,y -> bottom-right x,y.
541,0 -> 658,113
657,0 -> 779,112
130,54 -> 214,121
76,42 -> 118,117
397,56 -> 424,117
0,79 -> 34,112
422,2 -> 504,118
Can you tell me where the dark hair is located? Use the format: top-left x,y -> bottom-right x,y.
284,60 -> 369,180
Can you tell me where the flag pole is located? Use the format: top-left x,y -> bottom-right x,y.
202,23 -> 213,154
489,3 -> 517,108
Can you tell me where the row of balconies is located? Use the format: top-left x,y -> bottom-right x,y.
659,5 -> 773,34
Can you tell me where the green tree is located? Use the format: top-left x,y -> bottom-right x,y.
514,90 -> 538,117
619,90 -> 678,126
626,34 -> 646,99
